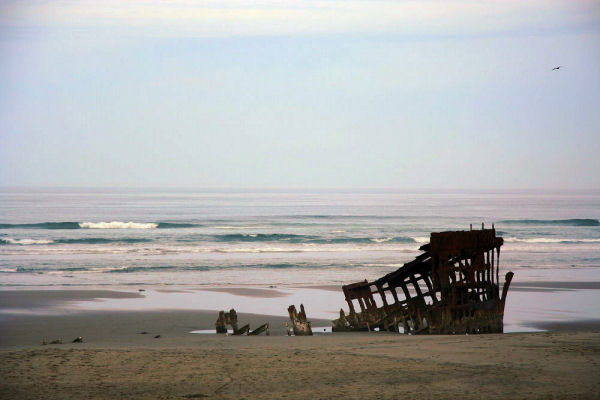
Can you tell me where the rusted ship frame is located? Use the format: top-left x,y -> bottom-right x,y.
333,226 -> 513,334
288,304 -> 313,336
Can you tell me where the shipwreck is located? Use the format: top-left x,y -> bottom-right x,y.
332,225 -> 513,334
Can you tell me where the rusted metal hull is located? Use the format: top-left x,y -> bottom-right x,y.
216,309 -> 238,334
248,323 -> 270,336
332,227 -> 513,334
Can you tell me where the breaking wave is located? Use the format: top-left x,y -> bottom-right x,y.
289,215 -> 409,220
103,263 -> 350,272
211,233 -> 415,244
0,238 -> 54,245
107,265 -> 194,273
79,221 -> 158,229
325,237 -> 414,244
498,219 -> 599,226
0,221 -> 202,230
57,238 -> 153,244
412,236 -> 430,244
0,262 -> 387,275
503,237 -> 600,244
156,222 -> 202,228
0,237 -> 153,245
213,233 -> 316,242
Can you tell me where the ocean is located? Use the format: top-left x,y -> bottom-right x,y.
0,189 -> 599,287
1,189 -> 599,330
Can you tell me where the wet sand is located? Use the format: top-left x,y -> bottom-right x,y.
510,281 -> 600,290
0,309 -> 330,347
530,319 -> 600,332
0,289 -> 144,310
198,287 -> 289,298
1,289 -> 599,399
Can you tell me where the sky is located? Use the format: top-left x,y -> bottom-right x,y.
0,0 -> 599,190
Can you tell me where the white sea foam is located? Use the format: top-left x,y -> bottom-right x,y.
79,221 -> 158,229
213,247 -> 301,253
2,238 -> 54,245
413,236 -> 430,244
210,226 -> 267,230
363,263 -> 409,268
370,237 -> 393,243
0,241 -> 421,256
504,237 -> 600,243
208,245 -> 417,253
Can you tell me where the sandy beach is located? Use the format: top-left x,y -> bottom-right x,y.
1,289 -> 599,399
1,329 -> 599,399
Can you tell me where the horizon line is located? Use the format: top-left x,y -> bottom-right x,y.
1,186 -> 599,194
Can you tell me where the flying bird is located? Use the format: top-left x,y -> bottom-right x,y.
552,66 -> 563,70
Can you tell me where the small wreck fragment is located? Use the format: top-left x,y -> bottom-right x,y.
215,309 -> 269,335
288,304 -> 313,336
249,323 -> 270,336
215,309 -> 238,334
333,226 -> 513,334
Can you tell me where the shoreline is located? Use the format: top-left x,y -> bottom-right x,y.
1,288 -> 600,349
2,306 -> 600,349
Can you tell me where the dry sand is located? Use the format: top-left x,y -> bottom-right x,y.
1,290 -> 599,399
1,331 -> 599,399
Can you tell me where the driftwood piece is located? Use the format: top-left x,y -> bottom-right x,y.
288,304 -> 312,336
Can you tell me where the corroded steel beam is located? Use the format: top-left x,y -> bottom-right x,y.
288,304 -> 313,336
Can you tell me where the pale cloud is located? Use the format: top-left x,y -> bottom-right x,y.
1,0 -> 598,38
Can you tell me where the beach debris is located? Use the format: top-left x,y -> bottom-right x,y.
248,323 -> 270,336
138,289 -> 146,292
41,338 -> 63,345
154,334 -> 161,339
139,331 -> 149,334
72,336 -> 83,343
288,304 -> 313,336
332,225 -> 514,334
